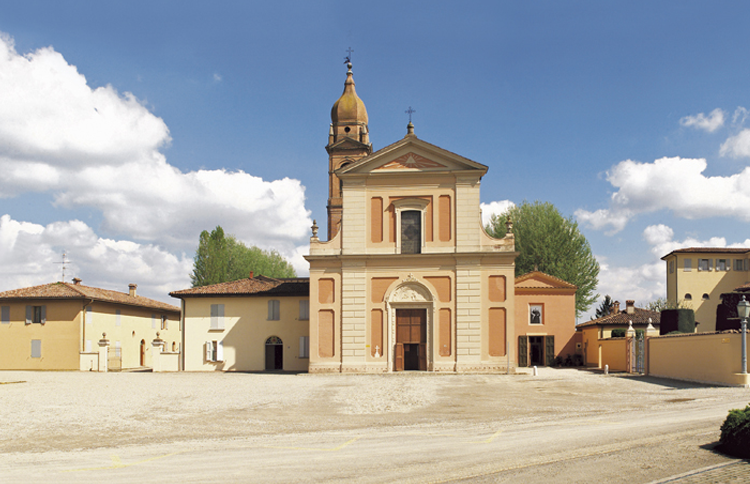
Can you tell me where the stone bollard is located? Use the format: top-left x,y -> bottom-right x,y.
604,364 -> 609,375
152,332 -> 164,372
98,333 -> 110,372
533,365 -> 538,376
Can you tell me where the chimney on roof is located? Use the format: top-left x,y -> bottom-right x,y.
249,271 -> 254,279
128,284 -> 137,297
72,278 -> 82,285
612,301 -> 620,314
626,300 -> 635,314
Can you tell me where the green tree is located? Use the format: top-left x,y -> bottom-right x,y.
646,297 -> 692,311
190,226 -> 296,287
593,295 -> 614,320
486,201 -> 599,316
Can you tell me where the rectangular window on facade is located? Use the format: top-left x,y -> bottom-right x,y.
85,339 -> 92,353
268,300 -> 280,320
400,210 -> 422,254
1,306 -> 9,324
529,304 -> 543,324
151,314 -> 156,329
299,300 -> 309,320
698,259 -> 710,271
299,336 -> 310,358
115,309 -> 121,326
684,259 -> 692,272
717,259 -> 728,271
161,315 -> 168,330
26,305 -> 46,324
115,341 -> 121,357
669,261 -> 674,273
31,339 -> 41,358
205,340 -> 223,362
735,259 -> 745,271
210,304 -> 224,330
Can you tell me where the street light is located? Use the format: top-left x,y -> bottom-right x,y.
737,295 -> 749,375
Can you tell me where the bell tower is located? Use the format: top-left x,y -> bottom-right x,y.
326,61 -> 372,240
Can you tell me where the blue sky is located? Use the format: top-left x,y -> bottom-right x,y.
1,1 -> 749,318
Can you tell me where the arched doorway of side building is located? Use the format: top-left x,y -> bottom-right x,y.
265,336 -> 283,370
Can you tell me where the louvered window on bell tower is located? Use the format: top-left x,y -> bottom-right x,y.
401,211 -> 422,254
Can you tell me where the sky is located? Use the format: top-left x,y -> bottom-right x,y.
1,1 -> 750,318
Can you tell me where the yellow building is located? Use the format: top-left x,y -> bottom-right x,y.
305,62 -> 517,373
170,275 -> 310,372
662,248 -> 750,332
0,279 -> 180,371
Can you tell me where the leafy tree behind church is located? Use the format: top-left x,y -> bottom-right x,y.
191,226 -> 296,287
485,201 -> 599,316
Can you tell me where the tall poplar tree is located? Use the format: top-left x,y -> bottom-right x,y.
190,226 -> 296,287
486,201 -> 599,316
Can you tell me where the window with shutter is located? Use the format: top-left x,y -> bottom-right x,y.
299,300 -> 309,320
31,339 -> 42,358
268,300 -> 280,320
2,305 -> 9,324
684,259 -> 692,271
151,314 -> 156,329
210,304 -> 224,330
25,305 -> 32,325
205,341 -> 213,362
216,341 -> 223,361
299,336 -> 310,358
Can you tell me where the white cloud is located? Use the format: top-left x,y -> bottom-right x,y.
576,156 -> 750,233
213,73 -> 222,82
732,107 -> 748,125
0,214 -> 192,302
480,200 -> 515,226
680,108 -> 725,132
720,128 -> 750,158
0,32 -> 310,289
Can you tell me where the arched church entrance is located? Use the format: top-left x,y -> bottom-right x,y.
387,280 -> 433,372
265,336 -> 283,370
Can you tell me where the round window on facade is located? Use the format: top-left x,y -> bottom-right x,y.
684,293 -> 692,300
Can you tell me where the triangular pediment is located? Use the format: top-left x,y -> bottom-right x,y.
515,271 -> 577,290
327,136 -> 371,152
337,135 -> 487,176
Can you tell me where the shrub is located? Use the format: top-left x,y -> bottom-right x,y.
719,403 -> 750,458
610,329 -> 626,338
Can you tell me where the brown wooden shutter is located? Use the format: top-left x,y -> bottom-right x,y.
418,343 -> 427,371
545,336 -> 555,366
395,343 -> 404,371
518,336 -> 528,367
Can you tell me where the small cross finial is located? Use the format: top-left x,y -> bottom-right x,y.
344,47 -> 354,64
405,106 -> 416,123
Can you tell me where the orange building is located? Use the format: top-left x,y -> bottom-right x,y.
514,272 -> 578,366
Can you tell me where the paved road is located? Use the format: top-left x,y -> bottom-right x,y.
0,370 -> 747,483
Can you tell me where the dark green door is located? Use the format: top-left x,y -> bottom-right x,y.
518,336 -> 528,367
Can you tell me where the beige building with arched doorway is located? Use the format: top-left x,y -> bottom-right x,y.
170,275 -> 310,372
305,62 -> 518,373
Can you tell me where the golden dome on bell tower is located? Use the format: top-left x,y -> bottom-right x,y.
329,62 -> 370,146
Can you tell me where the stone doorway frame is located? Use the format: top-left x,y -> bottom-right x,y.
385,279 -> 434,372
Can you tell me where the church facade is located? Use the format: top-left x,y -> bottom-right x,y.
305,62 -> 518,373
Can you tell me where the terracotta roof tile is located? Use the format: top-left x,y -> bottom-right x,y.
577,307 -> 660,328
170,276 -> 309,298
0,282 -> 179,312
